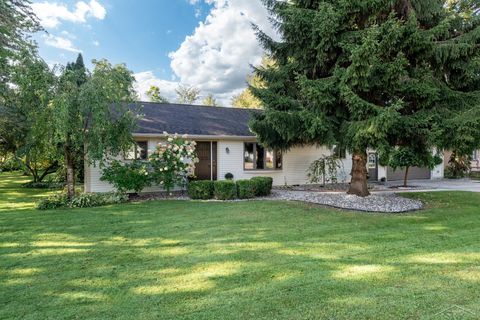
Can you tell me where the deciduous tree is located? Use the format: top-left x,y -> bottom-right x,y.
52,56 -> 139,199
146,85 -> 169,103
176,84 -> 200,104
202,93 -> 220,107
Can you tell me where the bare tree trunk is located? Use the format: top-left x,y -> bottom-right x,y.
347,151 -> 370,197
403,166 -> 410,188
65,150 -> 75,200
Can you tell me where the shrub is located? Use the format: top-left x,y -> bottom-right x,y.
149,133 -> 198,192
188,180 -> 214,199
37,192 -> 128,210
70,192 -> 128,208
0,156 -> 22,172
214,180 -> 237,200
224,172 -> 234,180
22,181 -> 65,189
101,160 -> 151,193
236,179 -> 256,199
37,194 -> 69,210
251,177 -> 273,196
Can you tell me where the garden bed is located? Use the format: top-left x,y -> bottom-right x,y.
275,182 -> 383,192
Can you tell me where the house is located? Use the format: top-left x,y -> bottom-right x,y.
443,149 -> 480,173
84,102 -> 444,193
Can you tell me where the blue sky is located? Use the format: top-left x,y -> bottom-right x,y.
31,0 -> 276,105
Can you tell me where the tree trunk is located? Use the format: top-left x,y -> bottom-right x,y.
347,151 -> 370,197
65,150 -> 75,200
38,161 -> 59,182
403,166 -> 409,188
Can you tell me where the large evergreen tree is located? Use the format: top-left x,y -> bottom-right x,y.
250,0 -> 480,196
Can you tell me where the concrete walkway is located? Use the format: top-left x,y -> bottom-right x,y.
382,179 -> 480,193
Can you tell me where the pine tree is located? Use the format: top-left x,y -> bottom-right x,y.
250,0 -> 480,196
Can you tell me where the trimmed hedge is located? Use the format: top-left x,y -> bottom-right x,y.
214,180 -> 237,200
251,176 -> 273,196
236,179 -> 256,199
37,192 -> 128,210
188,180 -> 214,199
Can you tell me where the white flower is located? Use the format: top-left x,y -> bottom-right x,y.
164,167 -> 168,170
167,137 -> 173,142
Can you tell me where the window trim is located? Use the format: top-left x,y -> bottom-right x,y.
124,140 -> 148,160
243,142 -> 282,171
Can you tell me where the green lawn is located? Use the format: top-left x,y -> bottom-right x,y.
0,172 -> 479,319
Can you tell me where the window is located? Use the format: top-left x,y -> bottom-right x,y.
472,150 -> 478,160
368,153 -> 377,169
124,141 -> 148,160
333,145 -> 346,159
244,142 -> 282,170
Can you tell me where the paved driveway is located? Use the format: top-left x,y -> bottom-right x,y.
384,179 -> 480,193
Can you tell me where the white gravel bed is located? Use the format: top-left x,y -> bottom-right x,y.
264,190 -> 423,213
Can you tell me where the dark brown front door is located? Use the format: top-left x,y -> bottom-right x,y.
194,142 -> 217,180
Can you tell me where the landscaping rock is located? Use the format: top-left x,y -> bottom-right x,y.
264,190 -> 423,213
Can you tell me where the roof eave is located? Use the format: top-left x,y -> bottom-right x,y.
132,133 -> 256,141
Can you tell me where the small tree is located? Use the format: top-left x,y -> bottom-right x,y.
52,57 -> 139,199
176,84 -> 200,104
387,147 -> 442,187
202,93 -> 220,107
307,156 -> 342,186
146,85 -> 169,103
149,133 -> 198,192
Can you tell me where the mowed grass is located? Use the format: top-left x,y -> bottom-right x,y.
0,172 -> 479,320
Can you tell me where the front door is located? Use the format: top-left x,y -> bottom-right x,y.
368,153 -> 378,181
194,142 -> 217,180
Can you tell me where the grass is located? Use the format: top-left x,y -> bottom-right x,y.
0,172 -> 479,319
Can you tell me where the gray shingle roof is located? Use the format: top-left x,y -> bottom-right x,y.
133,102 -> 258,137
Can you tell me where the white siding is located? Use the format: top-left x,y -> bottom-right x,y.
84,139 -> 166,193
86,138 -> 354,192
217,141 -> 351,186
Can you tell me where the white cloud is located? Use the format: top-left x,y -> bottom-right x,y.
134,71 -> 180,103
93,40 -> 100,46
168,0 -> 277,106
32,0 -> 106,28
43,34 -> 81,52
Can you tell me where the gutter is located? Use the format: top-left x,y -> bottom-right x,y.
132,133 -> 256,141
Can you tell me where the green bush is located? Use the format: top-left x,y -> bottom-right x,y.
251,177 -> 273,196
236,179 -> 256,199
70,192 -> 128,208
0,156 -> 22,172
37,194 -> 69,210
224,172 -> 234,180
37,192 -> 128,210
100,160 -> 151,193
214,180 -> 237,200
22,181 -> 65,189
188,180 -> 214,199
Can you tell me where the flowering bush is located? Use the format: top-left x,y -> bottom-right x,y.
149,132 -> 198,192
